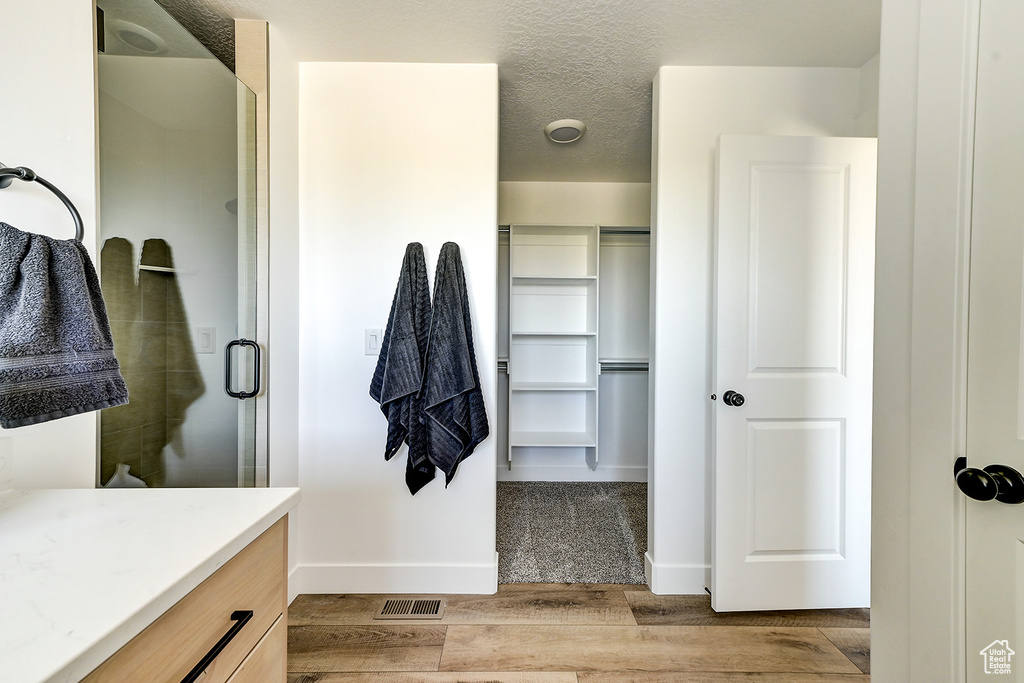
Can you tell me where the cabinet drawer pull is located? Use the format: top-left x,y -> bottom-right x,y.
180,610 -> 253,683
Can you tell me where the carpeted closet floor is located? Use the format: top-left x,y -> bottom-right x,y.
496,481 -> 647,584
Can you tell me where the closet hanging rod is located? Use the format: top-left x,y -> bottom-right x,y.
599,360 -> 649,373
0,164 -> 85,241
497,225 -> 650,235
497,359 -> 648,374
601,227 -> 651,235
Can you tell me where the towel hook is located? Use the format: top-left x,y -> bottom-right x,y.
0,163 -> 85,241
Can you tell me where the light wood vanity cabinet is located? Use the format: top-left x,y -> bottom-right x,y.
83,517 -> 287,683
226,617 -> 287,682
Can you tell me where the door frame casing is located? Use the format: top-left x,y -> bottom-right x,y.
872,0 -> 979,679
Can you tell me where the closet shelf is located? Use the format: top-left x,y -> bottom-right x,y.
511,275 -> 598,285
508,223 -> 601,464
500,360 -> 648,374
510,430 -> 597,448
511,331 -> 597,338
510,381 -> 597,392
499,224 -> 650,235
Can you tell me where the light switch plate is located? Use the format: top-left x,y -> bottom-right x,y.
365,328 -> 383,355
196,327 -> 216,354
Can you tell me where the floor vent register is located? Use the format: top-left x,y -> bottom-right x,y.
373,598 -> 446,620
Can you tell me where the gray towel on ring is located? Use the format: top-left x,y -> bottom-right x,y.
0,222 -> 128,428
370,242 -> 435,494
421,241 -> 489,486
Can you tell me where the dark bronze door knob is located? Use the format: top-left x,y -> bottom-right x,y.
722,390 -> 745,407
954,457 -> 1024,504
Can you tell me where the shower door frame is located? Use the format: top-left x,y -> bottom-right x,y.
235,20 -> 270,488
94,0 -> 268,488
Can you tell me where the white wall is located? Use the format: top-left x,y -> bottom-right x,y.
267,26 -> 303,590
296,62 -> 499,594
0,2 -> 99,489
857,54 -> 881,137
648,66 -> 867,593
0,438 -> 12,492
498,182 -> 651,226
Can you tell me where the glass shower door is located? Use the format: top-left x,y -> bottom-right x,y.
95,0 -> 259,488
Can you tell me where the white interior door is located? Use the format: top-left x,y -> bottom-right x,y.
964,2 -> 1024,679
712,134 -> 876,612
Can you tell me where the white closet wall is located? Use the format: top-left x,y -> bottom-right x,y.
498,182 -> 651,482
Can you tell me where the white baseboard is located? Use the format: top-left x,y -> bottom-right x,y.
290,553 -> 499,597
497,465 -> 648,482
645,552 -> 708,595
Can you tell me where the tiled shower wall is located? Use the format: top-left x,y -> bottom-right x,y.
101,238 -> 205,487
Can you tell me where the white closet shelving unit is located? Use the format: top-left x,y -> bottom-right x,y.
508,224 -> 600,463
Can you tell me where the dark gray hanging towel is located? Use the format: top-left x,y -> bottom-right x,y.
422,241 -> 489,486
0,222 -> 128,428
140,239 -> 205,431
369,242 -> 435,494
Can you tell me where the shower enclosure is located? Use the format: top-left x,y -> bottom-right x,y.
95,0 -> 260,487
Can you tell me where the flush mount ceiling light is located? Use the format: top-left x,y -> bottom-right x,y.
108,19 -> 168,55
545,119 -> 586,144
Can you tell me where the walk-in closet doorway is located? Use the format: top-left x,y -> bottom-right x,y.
495,183 -> 653,586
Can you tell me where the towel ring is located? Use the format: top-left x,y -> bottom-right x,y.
0,164 -> 85,241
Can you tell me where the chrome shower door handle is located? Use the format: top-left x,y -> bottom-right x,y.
225,338 -> 261,399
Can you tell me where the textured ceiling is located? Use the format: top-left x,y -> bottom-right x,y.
157,0 -> 882,182
154,0 -> 236,70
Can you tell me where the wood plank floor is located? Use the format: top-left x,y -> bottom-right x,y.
288,584 -> 870,682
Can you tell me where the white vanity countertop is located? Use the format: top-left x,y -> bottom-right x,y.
0,487 -> 300,683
